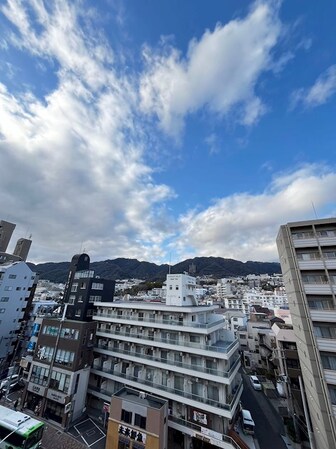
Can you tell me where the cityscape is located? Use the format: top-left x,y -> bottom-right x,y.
1,217 -> 336,449
1,1 -> 336,449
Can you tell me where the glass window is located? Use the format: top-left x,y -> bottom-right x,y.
92,282 -> 104,290
314,325 -> 336,339
321,353 -> 336,370
134,414 -> 146,429
0,297 -> 9,302
121,409 -> 132,424
71,283 -> 78,292
8,274 -> 17,279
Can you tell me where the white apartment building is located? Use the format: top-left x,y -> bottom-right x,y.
0,261 -> 36,361
277,218 -> 336,449
243,289 -> 288,309
89,274 -> 242,449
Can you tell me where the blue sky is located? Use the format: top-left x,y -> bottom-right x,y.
0,0 -> 336,264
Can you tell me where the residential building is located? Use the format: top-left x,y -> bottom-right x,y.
88,273 -> 242,449
0,261 -> 37,363
277,217 -> 336,449
106,387 -> 168,449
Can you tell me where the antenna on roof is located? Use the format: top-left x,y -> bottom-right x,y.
311,201 -> 318,219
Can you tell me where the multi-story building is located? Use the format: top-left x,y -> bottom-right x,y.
22,315 -> 96,427
63,253 -> 115,321
0,261 -> 37,363
277,217 -> 336,449
88,273 -> 242,449
106,387 -> 168,449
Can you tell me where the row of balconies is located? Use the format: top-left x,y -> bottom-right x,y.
95,344 -> 240,379
93,311 -> 224,329
89,369 -> 243,412
96,327 -> 238,355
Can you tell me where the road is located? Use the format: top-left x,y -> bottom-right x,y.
240,374 -> 288,449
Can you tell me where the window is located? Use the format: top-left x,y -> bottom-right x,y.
75,309 -> 81,317
71,283 -> 78,292
69,295 -> 76,304
0,309 -> 5,313
121,409 -> 132,424
134,414 -> 146,429
328,385 -> 336,405
16,286 -> 21,291
36,346 -> 54,362
190,334 -> 200,343
50,370 -> 71,393
92,282 -> 104,290
89,295 -> 102,302
321,353 -> 336,370
0,297 -> 8,302
80,282 -> 86,289
302,274 -> 328,284
55,349 -> 75,366
4,286 -> 12,291
30,365 -> 49,386
314,325 -> 336,339
43,325 -> 59,336
8,274 -> 17,279
60,328 -> 79,340
87,309 -> 93,317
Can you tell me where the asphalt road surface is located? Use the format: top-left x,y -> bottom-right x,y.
241,374 -> 288,449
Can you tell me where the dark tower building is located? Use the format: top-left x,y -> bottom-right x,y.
63,253 -> 115,322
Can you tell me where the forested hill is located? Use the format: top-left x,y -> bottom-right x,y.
27,256 -> 281,283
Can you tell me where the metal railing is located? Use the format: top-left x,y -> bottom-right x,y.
96,328 -> 238,354
94,313 -> 224,329
95,344 -> 240,378
89,368 -> 243,412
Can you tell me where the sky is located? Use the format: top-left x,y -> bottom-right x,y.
0,0 -> 336,265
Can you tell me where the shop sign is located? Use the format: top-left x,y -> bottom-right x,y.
47,389 -> 66,404
118,425 -> 146,444
28,383 -> 46,396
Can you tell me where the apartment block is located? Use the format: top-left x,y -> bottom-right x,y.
88,273 -> 242,449
277,218 -> 336,449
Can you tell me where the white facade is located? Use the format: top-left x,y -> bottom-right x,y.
89,277 -> 242,449
0,261 -> 36,360
166,273 -> 197,306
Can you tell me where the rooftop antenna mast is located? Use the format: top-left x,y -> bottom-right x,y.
311,201 -> 318,219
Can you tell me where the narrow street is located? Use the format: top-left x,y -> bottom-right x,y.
240,374 -> 288,449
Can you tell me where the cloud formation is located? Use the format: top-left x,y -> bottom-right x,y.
0,0 -> 173,263
177,166 -> 336,262
291,64 -> 336,109
139,2 -> 282,137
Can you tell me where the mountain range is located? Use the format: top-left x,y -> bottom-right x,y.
27,257 -> 281,283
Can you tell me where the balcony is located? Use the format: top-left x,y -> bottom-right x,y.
95,344 -> 240,380
93,312 -> 224,330
96,328 -> 238,355
89,369 -> 243,414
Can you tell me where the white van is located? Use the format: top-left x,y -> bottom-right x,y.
0,374 -> 19,391
241,409 -> 255,435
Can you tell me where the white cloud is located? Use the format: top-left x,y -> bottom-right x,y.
0,0 -> 174,263
291,65 -> 336,109
177,165 -> 336,262
139,1 -> 282,137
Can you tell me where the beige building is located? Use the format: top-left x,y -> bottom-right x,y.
277,218 -> 336,449
106,387 -> 168,449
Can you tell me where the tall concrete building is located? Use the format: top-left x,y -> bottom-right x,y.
0,220 -> 16,253
13,238 -> 32,262
88,273 -> 242,449
277,218 -> 336,449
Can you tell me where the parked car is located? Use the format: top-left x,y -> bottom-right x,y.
249,375 -> 262,391
0,374 -> 22,392
241,409 -> 255,435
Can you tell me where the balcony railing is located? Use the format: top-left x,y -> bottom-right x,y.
94,312 -> 224,329
168,416 -> 241,449
96,328 -> 238,354
95,344 -> 240,378
89,368 -> 243,412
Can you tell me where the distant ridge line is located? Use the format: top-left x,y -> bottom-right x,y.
27,256 -> 281,284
